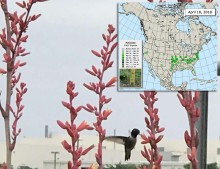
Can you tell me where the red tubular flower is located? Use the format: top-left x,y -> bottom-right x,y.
140,91 -> 164,169
77,121 -> 93,132
177,91 -> 200,169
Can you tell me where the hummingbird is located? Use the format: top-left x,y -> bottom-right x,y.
105,128 -> 140,161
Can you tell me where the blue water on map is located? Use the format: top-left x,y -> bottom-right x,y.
176,20 -> 190,33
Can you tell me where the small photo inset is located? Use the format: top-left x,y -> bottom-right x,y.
119,69 -> 142,88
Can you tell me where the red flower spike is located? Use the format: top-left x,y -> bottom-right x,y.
140,91 -> 164,167
0,1 -> 48,168
83,25 -> 117,168
177,91 -> 200,169
58,82 -> 93,168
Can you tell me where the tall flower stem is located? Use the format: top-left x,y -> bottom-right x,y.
140,92 -> 164,169
83,24 -> 117,169
177,91 -> 200,169
0,0 -> 46,168
57,81 -> 94,169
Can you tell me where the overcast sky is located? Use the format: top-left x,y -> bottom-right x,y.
0,0 -> 219,142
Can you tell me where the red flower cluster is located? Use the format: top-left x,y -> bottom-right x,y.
8,82 -> 27,151
0,0 -> 46,74
83,24 -> 117,168
140,92 -> 164,169
177,91 -> 200,169
57,81 -> 94,169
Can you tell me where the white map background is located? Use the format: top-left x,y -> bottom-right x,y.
118,2 -> 218,91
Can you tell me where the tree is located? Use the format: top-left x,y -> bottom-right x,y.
207,163 -> 219,169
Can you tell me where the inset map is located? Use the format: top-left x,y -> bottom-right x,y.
117,2 -> 218,91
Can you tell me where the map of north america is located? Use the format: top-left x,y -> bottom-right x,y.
118,2 -> 217,91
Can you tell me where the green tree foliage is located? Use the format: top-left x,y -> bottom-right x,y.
184,163 -> 190,169
184,162 -> 219,169
104,163 -> 150,169
207,163 -> 219,169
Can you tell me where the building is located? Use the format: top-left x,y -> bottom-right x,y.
1,134 -> 220,169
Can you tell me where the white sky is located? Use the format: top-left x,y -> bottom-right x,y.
0,0 -> 219,141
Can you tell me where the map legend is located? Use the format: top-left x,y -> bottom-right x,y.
119,40 -> 142,69
122,48 -> 125,68
118,40 -> 143,89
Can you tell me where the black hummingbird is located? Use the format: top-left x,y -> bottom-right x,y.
105,128 -> 140,161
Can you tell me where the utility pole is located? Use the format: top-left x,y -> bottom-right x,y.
51,151 -> 59,169
196,91 -> 208,169
114,129 -> 116,149
196,62 -> 220,169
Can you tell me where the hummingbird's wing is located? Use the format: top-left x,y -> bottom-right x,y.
105,136 -> 127,145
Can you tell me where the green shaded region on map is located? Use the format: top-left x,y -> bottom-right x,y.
170,52 -> 199,71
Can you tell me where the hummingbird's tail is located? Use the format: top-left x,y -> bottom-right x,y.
125,148 -> 131,161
